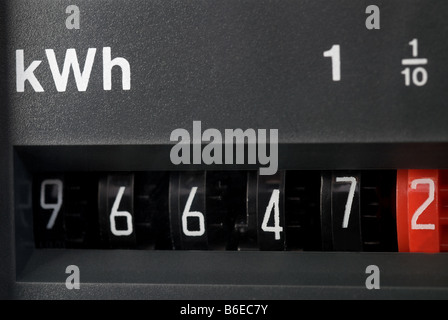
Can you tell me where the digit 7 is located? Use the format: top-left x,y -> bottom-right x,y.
335,176 -> 357,229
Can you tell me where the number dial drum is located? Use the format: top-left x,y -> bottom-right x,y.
33,175 -> 65,248
98,174 -> 136,249
321,171 -> 362,251
169,171 -> 208,250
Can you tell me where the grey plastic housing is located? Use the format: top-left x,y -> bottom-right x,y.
2,0 -> 448,299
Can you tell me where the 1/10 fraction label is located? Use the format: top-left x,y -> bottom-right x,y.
401,39 -> 428,86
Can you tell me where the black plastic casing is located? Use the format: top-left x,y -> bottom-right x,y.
2,0 -> 448,299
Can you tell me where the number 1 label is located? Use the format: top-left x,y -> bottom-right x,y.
323,44 -> 341,81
